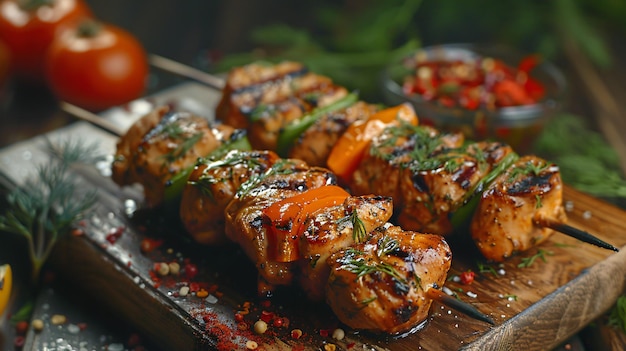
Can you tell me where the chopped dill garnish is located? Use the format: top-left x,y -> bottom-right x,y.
337,209 -> 367,244
476,261 -> 499,276
338,248 -> 405,283
360,296 -> 377,307
517,249 -> 554,268
189,151 -> 266,201
535,194 -> 543,208
506,159 -> 549,183
162,132 -> 203,163
236,159 -> 296,198
376,235 -> 399,257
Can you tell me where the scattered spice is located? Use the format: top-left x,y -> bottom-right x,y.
253,320 -> 268,334
459,271 -> 476,285
51,314 -> 67,325
155,262 -> 169,276
31,319 -> 44,332
105,226 -> 125,244
331,328 -> 345,340
15,320 -> 28,335
168,262 -> 180,275
291,329 -> 303,339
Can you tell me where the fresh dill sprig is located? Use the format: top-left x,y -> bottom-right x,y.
476,261 -> 499,276
0,138 -> 102,283
337,209 -> 367,244
517,249 -> 554,268
162,132 -> 204,163
236,159 -> 296,198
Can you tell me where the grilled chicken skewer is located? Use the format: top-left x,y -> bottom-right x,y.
348,122 -> 617,260
193,150 -> 489,333
217,63 -> 616,258
63,102 -> 492,333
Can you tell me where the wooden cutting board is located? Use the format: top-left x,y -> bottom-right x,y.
1,82 -> 625,351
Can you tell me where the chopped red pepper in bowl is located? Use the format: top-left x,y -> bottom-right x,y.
381,43 -> 566,153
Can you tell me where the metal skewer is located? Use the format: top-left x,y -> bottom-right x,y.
59,101 -> 125,136
148,54 -> 225,90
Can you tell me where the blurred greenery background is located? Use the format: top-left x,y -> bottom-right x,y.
87,0 -> 626,99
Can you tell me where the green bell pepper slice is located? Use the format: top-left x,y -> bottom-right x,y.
163,131 -> 252,204
276,92 -> 359,157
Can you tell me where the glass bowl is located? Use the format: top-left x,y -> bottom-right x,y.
380,43 -> 567,153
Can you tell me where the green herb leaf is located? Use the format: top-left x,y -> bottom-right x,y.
0,138 -> 101,283
608,294 -> 626,334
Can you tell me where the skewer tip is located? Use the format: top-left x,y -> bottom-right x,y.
426,288 -> 495,325
537,218 -> 620,252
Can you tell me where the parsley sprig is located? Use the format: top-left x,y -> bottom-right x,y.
0,138 -> 102,283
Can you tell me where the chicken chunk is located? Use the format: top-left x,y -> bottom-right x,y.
471,155 -> 567,262
289,101 -> 380,167
224,161 -> 337,295
216,61 -> 307,129
180,150 -> 281,244
111,106 -> 238,207
326,225 -> 452,334
298,194 -> 394,301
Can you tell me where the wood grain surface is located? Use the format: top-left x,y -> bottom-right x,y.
2,83 -> 625,351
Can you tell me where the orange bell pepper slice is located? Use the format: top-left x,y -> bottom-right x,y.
0,264 -> 12,316
326,102 -> 419,184
264,185 -> 350,262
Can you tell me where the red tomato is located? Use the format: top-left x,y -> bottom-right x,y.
0,38 -> 10,87
45,19 -> 149,111
0,0 -> 92,83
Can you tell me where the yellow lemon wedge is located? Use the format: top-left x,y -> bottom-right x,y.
0,264 -> 12,316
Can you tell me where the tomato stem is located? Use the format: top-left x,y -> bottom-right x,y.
18,0 -> 55,11
76,19 -> 102,38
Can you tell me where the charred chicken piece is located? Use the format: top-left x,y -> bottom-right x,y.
351,125 -> 463,206
397,139 -> 515,235
216,62 -> 349,151
288,101 -> 380,167
298,194 -> 394,301
111,106 -> 238,207
352,124 -> 483,234
326,225 -> 452,334
216,62 -> 348,151
246,76 -> 348,151
471,155 -> 567,262
216,61 -> 307,129
223,160 -> 337,295
180,150 -> 281,245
